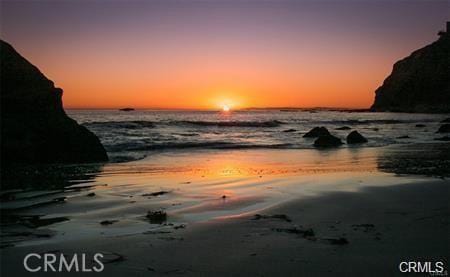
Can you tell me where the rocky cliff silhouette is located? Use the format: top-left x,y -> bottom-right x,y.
0,40 -> 108,164
371,24 -> 450,113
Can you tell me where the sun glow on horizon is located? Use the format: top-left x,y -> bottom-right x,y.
222,105 -> 230,112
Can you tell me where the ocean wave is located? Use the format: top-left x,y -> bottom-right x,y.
108,141 -> 292,152
305,119 -> 439,125
83,121 -> 155,129
83,120 -> 284,129
174,120 -> 284,128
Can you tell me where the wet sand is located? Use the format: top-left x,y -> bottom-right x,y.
1,146 -> 449,276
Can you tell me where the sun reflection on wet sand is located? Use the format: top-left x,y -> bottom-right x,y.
100,148 -> 379,179
2,147 -> 434,246
86,148 -> 389,224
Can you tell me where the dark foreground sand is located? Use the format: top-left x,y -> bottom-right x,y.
1,178 -> 448,276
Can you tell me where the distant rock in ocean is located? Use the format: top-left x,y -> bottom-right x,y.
119,108 -> 135,111
371,23 -> 450,113
0,40 -> 108,164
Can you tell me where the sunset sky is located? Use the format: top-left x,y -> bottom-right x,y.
1,0 -> 448,110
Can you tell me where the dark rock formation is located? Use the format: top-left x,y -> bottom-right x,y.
314,134 -> 343,148
437,124 -> 450,133
119,108 -> 134,112
1,40 -> 108,164
371,25 -> 450,113
415,124 -> 426,128
346,131 -> 368,144
303,127 -> 330,138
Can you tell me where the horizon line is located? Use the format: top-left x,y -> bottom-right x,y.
65,106 -> 371,111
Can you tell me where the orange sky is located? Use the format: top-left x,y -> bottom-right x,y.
2,1 -> 446,110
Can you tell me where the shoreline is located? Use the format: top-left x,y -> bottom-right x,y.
1,175 -> 448,276
1,144 -> 449,275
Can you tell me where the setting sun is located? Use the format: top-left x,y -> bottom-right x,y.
222,105 -> 230,112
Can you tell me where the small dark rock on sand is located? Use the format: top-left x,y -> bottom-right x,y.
86,192 -> 96,197
323,237 -> 349,245
146,210 -> 167,224
352,223 -> 375,232
314,134 -> 343,148
253,214 -> 292,222
415,124 -> 426,128
437,124 -> 450,133
303,127 -> 330,138
273,227 -> 315,238
142,191 -> 169,197
397,135 -> 410,139
346,131 -> 368,144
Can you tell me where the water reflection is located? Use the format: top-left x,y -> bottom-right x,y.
1,144 -> 447,247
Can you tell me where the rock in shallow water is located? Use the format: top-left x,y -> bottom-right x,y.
314,134 -> 343,148
0,40 -> 108,164
303,127 -> 330,138
346,131 -> 368,144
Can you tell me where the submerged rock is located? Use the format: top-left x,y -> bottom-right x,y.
371,25 -> 450,113
437,124 -> 450,133
303,127 -> 330,138
314,134 -> 343,148
346,131 -> 368,144
0,40 -> 108,164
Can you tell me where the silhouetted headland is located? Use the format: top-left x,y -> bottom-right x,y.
0,40 -> 108,165
371,22 -> 450,113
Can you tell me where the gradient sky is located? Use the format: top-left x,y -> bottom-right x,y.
1,0 -> 448,109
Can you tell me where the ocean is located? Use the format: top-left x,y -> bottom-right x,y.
69,110 -> 448,162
